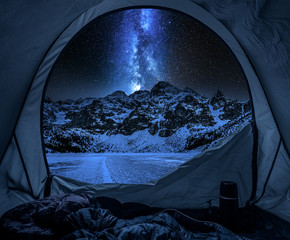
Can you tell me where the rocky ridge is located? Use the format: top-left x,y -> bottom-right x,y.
43,81 -> 251,153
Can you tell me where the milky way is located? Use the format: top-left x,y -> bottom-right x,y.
113,9 -> 165,93
46,8 -> 249,101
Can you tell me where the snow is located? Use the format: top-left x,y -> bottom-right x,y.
53,111 -> 71,125
152,114 -> 165,123
97,130 -> 174,152
208,104 -> 229,127
106,110 -> 133,123
101,157 -> 113,183
43,84 -> 253,185
195,108 -> 203,114
47,152 -> 200,184
165,127 -> 191,151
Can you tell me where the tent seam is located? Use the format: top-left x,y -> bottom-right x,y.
254,138 -> 282,204
38,4 -> 106,193
13,134 -> 36,199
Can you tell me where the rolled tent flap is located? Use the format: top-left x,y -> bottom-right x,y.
49,122 -> 253,209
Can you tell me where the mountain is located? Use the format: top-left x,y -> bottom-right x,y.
43,81 -> 252,153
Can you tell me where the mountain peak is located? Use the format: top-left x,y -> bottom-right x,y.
210,89 -> 226,109
151,81 -> 181,96
184,87 -> 200,96
215,89 -> 224,98
44,96 -> 53,103
130,90 -> 150,101
154,81 -> 172,88
107,90 -> 128,99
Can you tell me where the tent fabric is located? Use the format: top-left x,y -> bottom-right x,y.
256,142 -> 290,222
49,123 -> 254,210
194,0 -> 290,156
1,0 -> 258,215
0,0 -> 289,223
0,0 -> 104,163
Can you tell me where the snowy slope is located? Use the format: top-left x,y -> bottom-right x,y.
43,81 -> 252,153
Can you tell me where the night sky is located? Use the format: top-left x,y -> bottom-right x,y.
46,8 -> 249,101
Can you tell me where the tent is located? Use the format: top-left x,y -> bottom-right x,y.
0,0 -> 289,229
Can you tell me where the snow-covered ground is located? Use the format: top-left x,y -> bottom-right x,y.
47,151 -> 201,184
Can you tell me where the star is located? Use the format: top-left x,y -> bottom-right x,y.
46,8 -> 250,101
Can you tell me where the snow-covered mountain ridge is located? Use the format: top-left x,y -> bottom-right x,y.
43,81 -> 251,153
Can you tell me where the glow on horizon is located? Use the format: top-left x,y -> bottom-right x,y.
131,82 -> 141,92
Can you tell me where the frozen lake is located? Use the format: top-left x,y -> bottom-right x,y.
47,151 -> 201,184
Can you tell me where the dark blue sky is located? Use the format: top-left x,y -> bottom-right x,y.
46,8 -> 249,101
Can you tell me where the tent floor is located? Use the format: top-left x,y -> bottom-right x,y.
181,206 -> 290,239
239,208 -> 290,240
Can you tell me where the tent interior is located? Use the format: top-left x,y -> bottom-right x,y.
0,0 -> 289,239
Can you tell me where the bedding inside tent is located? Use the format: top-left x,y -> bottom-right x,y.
0,0 -> 289,239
